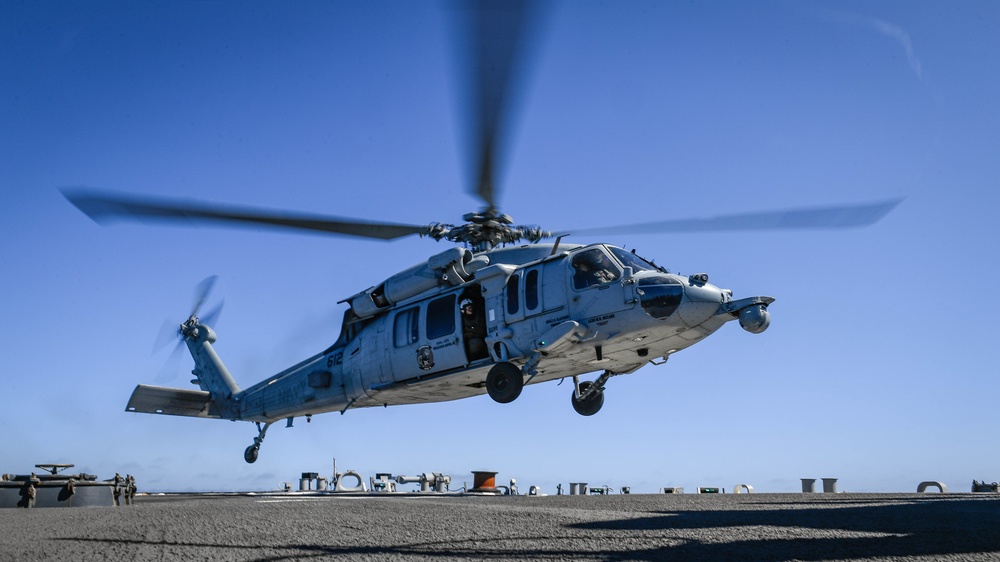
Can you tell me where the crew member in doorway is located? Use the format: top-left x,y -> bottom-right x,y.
461,298 -> 488,361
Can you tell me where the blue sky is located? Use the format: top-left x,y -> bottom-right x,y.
2,0 -> 998,493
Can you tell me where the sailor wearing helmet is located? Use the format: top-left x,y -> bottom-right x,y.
461,297 -> 488,360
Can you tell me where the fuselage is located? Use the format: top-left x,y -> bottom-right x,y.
231,242 -> 772,423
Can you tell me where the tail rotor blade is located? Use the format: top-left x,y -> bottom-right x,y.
152,276 -> 224,384
154,340 -> 186,384
152,318 -> 181,355
191,275 -> 218,318
200,298 -> 225,328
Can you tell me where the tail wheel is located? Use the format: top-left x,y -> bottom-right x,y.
571,381 -> 604,416
486,362 -> 523,404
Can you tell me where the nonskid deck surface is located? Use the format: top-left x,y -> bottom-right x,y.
2,492 -> 998,561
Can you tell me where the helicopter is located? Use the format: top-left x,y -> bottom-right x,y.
62,1 -> 900,464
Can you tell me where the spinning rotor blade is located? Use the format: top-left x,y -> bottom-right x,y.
568,198 -> 903,237
153,276 -> 224,383
154,341 -> 187,384
62,188 -> 430,241
199,299 -> 225,328
456,0 -> 544,209
191,275 -> 218,318
192,276 -> 224,326
152,318 -> 183,355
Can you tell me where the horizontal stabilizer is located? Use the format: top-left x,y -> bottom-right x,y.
125,384 -> 224,418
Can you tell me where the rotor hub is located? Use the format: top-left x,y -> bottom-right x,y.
423,208 -> 551,252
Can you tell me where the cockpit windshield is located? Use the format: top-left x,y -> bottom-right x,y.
608,246 -> 658,272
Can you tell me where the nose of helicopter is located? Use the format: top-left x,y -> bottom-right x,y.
677,277 -> 727,328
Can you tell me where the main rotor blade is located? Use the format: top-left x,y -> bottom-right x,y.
62,188 -> 430,241
456,0 -> 544,209
568,198 -> 904,236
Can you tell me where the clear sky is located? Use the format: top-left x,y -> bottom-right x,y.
3,0 -> 999,494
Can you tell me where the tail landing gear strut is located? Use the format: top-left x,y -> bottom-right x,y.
244,421 -> 272,464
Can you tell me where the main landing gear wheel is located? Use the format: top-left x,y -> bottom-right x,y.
572,381 -> 605,416
486,362 -> 523,404
244,445 -> 259,464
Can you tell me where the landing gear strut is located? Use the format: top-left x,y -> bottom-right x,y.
244,421 -> 272,464
571,371 -> 615,416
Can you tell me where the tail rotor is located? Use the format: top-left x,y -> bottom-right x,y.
152,276 -> 224,384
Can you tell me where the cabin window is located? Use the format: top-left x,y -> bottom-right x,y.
393,307 -> 419,347
525,269 -> 539,311
506,274 -> 520,315
427,295 -> 456,339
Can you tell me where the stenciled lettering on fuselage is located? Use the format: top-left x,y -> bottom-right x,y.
545,315 -> 569,327
326,351 -> 343,368
276,385 -> 302,403
587,313 -> 616,327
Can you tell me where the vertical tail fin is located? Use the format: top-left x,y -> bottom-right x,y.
182,319 -> 241,402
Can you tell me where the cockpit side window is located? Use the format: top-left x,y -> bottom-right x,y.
571,248 -> 621,290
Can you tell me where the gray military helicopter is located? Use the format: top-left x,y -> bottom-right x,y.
63,1 -> 900,463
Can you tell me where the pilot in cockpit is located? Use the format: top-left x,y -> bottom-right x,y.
572,249 -> 619,289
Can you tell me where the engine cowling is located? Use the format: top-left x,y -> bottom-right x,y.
348,247 -> 474,319
738,304 -> 771,334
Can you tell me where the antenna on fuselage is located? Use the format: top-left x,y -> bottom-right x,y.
550,234 -> 569,256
